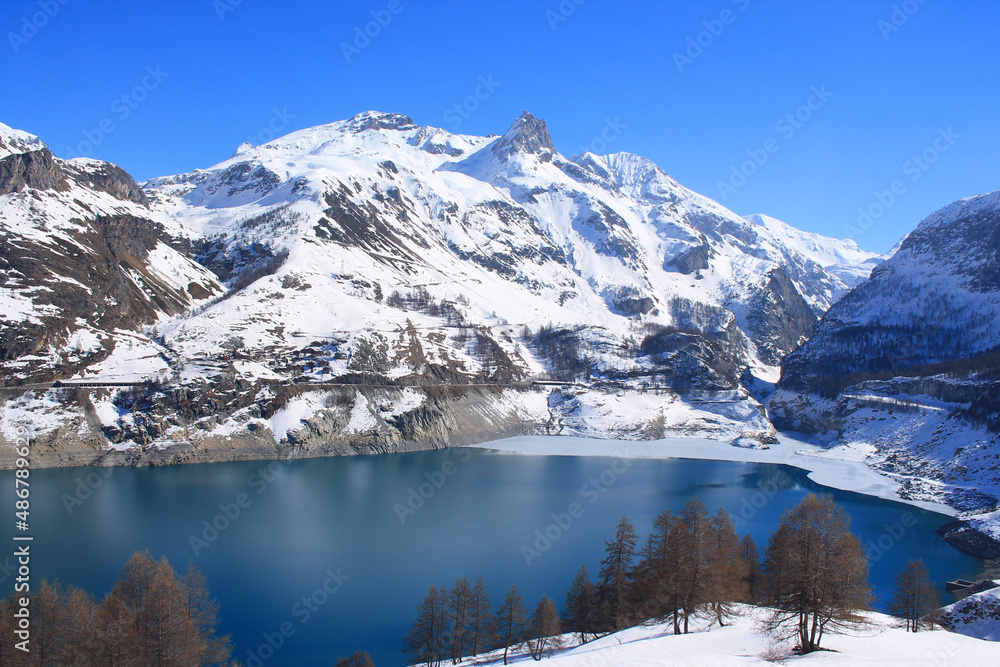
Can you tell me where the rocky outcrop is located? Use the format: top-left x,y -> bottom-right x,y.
64,159 -> 150,205
667,242 -> 711,274
491,111 -> 555,162
0,147 -> 67,194
939,520 -> 1000,560
779,189 -> 1000,396
745,268 -> 816,365
1,213 -> 219,382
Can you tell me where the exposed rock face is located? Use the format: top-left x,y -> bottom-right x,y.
1,212 -> 221,382
0,113 -> 877,469
63,159 -> 150,205
667,242 -> 711,274
0,147 -> 67,194
346,111 -> 417,134
939,520 -> 1000,559
492,111 -> 555,162
745,268 -> 816,365
0,135 -> 223,385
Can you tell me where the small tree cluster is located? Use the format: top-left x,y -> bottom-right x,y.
404,576 -> 497,666
0,551 -> 233,666
406,494 -> 886,661
625,500 -> 752,635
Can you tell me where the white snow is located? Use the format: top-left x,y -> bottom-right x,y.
0,122 -> 45,159
453,607 -> 1000,666
745,212 -> 886,287
267,391 -> 331,442
941,586 -> 1000,641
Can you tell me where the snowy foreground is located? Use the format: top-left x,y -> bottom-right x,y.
449,607 -> 1000,666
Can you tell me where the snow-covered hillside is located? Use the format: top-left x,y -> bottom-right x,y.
770,189 -> 1000,553
744,213 -> 885,294
450,607 -> 1000,666
0,112 -> 976,478
0,126 -> 223,386
0,121 -> 45,159
142,109 -> 869,380
778,189 -> 1000,395
941,586 -> 1000,641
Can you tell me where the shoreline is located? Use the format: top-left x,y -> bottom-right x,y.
467,431 -> 959,517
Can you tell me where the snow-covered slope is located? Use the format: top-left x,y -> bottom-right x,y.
452,607 -> 1000,666
0,122 -> 45,160
778,189 -> 1000,395
942,586 -> 1000,641
143,109 -> 869,379
0,127 -> 223,385
769,189 -> 1000,547
744,212 -> 885,293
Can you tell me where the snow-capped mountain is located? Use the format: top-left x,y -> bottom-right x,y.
0,125 -> 223,386
743,213 -> 885,296
777,188 -> 1000,396
0,111 -> 889,465
769,189 -> 1000,537
144,110 -> 870,374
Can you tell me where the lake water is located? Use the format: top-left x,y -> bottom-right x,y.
0,443 -> 982,666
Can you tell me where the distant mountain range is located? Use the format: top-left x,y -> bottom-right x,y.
1,112 -> 997,548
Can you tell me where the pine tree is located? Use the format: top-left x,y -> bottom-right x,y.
111,549 -> 160,651
677,497 -> 711,633
562,564 -> 598,645
335,649 -> 377,666
703,508 -> 747,626
740,534 -> 763,603
180,560 -> 233,665
888,559 -> 941,632
33,579 -> 66,665
527,596 -> 563,660
633,508 -> 685,633
59,586 -> 100,665
449,577 -> 474,663
760,494 -> 874,653
404,585 -> 450,667
597,515 -> 637,631
145,557 -> 207,665
467,576 -> 496,656
95,594 -> 145,667
497,585 -> 528,665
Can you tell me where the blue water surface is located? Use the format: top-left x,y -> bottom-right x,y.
0,442 -> 980,666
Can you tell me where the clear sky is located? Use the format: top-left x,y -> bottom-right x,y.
3,0 -> 997,253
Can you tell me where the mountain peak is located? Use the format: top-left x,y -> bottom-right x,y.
491,111 -> 555,162
345,111 -> 418,134
0,121 -> 46,160
232,141 -> 253,158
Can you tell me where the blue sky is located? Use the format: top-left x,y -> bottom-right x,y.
3,0 -> 997,253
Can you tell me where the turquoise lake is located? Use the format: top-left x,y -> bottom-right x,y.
0,444 -> 981,666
